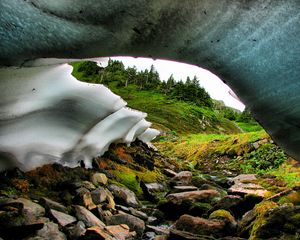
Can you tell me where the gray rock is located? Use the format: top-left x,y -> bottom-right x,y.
39,197 -> 67,213
171,171 -> 193,185
106,213 -> 145,237
25,222 -> 66,240
49,209 -> 76,227
91,173 -> 108,186
129,207 -> 149,220
108,184 -> 140,207
91,187 -> 108,204
74,205 -> 105,228
172,185 -> 198,193
66,221 -> 86,239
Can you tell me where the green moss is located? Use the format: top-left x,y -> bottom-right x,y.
209,209 -> 234,222
289,213 -> 300,226
111,170 -> 142,196
249,201 -> 279,239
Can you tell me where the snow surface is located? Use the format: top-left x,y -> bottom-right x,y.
0,64 -> 159,171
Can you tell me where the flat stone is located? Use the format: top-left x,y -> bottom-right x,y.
128,207 -> 149,220
39,197 -> 67,213
84,226 -> 114,240
49,209 -> 76,227
229,174 -> 269,197
105,224 -> 132,240
74,205 -> 105,228
172,185 -> 198,193
163,169 -> 177,177
8,198 -> 45,218
166,190 -> 220,204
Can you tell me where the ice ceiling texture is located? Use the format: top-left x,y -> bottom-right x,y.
0,0 -> 299,170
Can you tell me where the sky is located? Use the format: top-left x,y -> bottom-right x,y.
97,56 -> 245,111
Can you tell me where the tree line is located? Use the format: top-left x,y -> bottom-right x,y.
77,59 -> 213,108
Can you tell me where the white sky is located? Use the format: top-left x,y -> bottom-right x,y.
97,57 -> 245,111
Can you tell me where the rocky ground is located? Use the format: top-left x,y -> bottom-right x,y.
0,141 -> 299,240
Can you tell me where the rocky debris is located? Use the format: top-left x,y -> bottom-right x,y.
228,174 -> 269,197
39,197 -> 67,213
171,171 -> 193,186
128,207 -> 149,221
91,173 -> 108,186
108,184 -> 140,207
74,205 -> 105,228
82,181 -> 97,190
26,221 -> 67,240
49,209 -> 76,227
106,213 -> 145,237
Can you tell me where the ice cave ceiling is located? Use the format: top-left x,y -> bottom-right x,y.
0,0 -> 300,169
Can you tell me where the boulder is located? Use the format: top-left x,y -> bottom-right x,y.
49,209 -> 76,227
175,214 -> 228,238
73,190 -> 97,210
91,173 -> 108,186
239,202 -> 300,239
108,184 -> 140,207
91,187 -> 108,204
106,213 -> 145,237
209,210 -> 237,235
159,190 -> 220,219
166,190 -> 220,205
65,221 -> 86,239
26,222 -> 66,240
74,205 -> 105,228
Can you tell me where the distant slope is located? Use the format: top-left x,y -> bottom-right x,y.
70,61 -> 241,134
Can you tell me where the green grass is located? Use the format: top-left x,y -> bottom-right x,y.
70,62 -> 241,134
235,121 -> 263,132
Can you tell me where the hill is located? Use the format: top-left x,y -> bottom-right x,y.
70,60 -> 241,135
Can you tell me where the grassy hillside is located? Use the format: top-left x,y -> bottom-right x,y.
70,61 -> 241,134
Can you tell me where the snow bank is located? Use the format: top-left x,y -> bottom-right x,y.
0,64 -> 159,171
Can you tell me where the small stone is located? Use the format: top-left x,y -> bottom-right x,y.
49,209 -> 76,227
74,190 -> 97,210
74,205 -> 105,228
82,181 -> 96,190
91,173 -> 108,186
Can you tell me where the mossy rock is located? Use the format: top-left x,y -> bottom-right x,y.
209,209 -> 235,223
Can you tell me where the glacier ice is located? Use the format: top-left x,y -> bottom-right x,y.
0,64 -> 159,171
